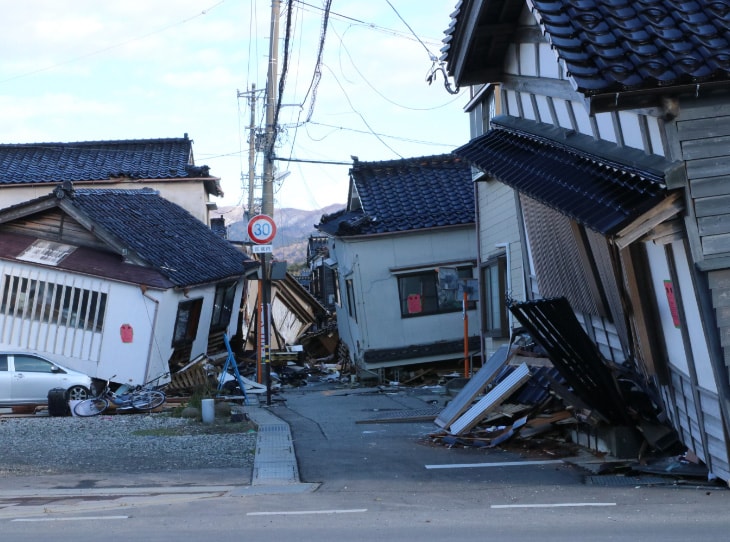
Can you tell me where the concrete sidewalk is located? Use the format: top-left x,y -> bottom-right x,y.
236,396 -> 319,495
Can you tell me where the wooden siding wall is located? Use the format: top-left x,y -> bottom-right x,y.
5,209 -> 107,251
668,105 -> 730,267
709,270 -> 730,371
668,101 -> 730,389
662,365 -> 730,481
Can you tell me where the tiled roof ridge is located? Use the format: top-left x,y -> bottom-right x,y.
351,153 -> 462,171
0,134 -> 191,148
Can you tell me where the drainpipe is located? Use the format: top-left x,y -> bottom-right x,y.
474,180 -> 485,367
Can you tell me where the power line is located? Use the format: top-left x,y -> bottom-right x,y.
383,0 -> 460,95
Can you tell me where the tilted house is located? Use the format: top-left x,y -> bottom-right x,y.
442,0 -> 730,479
0,184 -> 255,386
316,154 -> 479,380
0,135 -> 222,225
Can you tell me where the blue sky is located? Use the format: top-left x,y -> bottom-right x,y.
0,0 -> 469,211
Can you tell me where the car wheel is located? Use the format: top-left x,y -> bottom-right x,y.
66,385 -> 90,401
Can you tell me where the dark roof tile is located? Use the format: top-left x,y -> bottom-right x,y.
454,123 -> 668,235
444,0 -> 730,95
317,154 -> 474,237
0,136 -> 211,185
56,187 -> 251,287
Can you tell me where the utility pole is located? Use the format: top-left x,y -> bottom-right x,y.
237,84 -> 263,218
261,0 -> 280,406
247,83 -> 257,218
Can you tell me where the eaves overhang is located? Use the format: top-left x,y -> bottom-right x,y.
455,116 -> 686,236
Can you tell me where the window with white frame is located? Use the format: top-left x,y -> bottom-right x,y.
0,274 -> 107,332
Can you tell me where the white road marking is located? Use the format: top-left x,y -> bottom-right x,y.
12,515 -> 129,522
425,460 -> 565,469
491,503 -> 617,509
247,509 -> 367,516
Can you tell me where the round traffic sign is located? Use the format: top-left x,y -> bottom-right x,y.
247,214 -> 277,244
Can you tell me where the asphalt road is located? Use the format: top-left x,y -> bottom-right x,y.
2,382 -> 729,541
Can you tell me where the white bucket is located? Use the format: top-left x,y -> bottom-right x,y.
201,398 -> 215,424
69,400 -> 82,417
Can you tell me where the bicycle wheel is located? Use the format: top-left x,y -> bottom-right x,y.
131,390 -> 166,411
73,397 -> 109,417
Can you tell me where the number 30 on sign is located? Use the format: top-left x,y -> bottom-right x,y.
247,214 -> 277,244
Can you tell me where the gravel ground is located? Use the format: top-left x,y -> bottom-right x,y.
0,409 -> 257,477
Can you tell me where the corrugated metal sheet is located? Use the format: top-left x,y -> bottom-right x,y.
449,363 -> 531,435
521,195 -> 601,316
435,344 -> 514,428
509,297 -> 632,424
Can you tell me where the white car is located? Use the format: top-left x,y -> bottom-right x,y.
0,352 -> 92,406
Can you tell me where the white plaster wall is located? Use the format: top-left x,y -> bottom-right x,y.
645,240 -> 716,390
538,42 -> 560,79
0,181 -> 212,224
619,111 -> 644,149
594,112 -> 618,143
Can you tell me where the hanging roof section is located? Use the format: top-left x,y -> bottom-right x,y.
454,116 -> 684,235
316,154 -> 474,237
0,184 -> 254,288
443,0 -> 730,108
0,135 -> 222,196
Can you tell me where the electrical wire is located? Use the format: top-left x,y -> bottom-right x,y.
331,24 -> 463,111
321,63 -> 402,158
384,0 -> 459,95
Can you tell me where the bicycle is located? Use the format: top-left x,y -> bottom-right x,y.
73,375 -> 166,417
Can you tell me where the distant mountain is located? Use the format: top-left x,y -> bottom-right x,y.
212,204 -> 343,266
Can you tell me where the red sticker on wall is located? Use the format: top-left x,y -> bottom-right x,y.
120,324 -> 134,343
664,280 -> 680,328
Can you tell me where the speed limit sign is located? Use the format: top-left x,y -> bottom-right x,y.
247,214 -> 277,244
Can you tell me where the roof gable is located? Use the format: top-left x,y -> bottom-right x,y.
0,185 -> 252,288
444,0 -> 730,103
0,135 -> 221,195
317,154 -> 475,237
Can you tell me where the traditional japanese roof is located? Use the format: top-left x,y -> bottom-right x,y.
454,116 -> 685,235
443,0 -> 730,108
0,135 -> 222,196
316,154 -> 474,237
0,184 -> 254,288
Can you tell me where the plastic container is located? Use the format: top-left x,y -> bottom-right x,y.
201,398 -> 215,424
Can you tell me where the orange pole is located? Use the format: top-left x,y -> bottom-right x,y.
463,289 -> 469,377
257,279 -> 263,384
